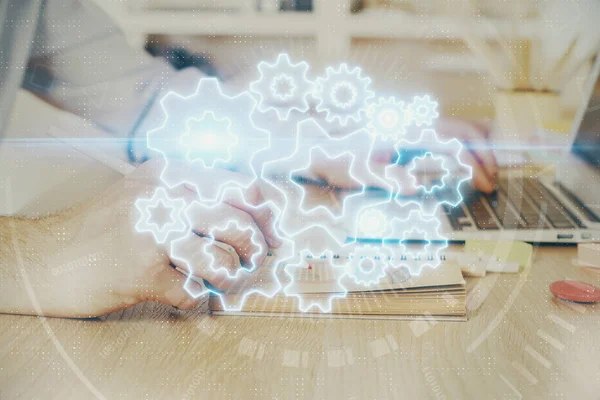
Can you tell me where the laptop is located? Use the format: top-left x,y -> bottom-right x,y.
348,56 -> 600,244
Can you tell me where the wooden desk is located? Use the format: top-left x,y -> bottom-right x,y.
1,245 -> 599,399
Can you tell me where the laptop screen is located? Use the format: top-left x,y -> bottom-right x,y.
572,58 -> 600,168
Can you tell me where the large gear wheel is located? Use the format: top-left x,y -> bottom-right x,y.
135,187 -> 187,244
408,95 -> 439,127
147,78 -> 270,202
249,53 -> 316,121
262,118 -> 388,246
346,245 -> 389,286
314,63 -> 374,126
367,97 -> 411,141
385,128 -> 472,215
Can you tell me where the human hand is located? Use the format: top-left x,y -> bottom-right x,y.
304,117 -> 497,194
0,159 -> 281,318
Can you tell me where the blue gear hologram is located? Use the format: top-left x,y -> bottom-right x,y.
134,55 -> 473,313
385,128 -> 472,215
357,208 -> 388,238
250,53 -> 316,120
408,95 -> 439,127
367,97 -> 411,140
314,63 -> 375,126
346,245 -> 389,286
147,78 -> 270,202
135,187 -> 187,244
262,118 -> 392,246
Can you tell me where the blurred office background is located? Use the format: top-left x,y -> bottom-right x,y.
93,0 -> 597,124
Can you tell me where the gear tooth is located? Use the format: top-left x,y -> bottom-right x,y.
161,91 -> 187,112
256,60 -> 269,74
198,78 -> 222,97
278,53 -> 291,64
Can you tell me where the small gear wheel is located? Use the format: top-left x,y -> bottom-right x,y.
314,63 -> 374,125
249,53 -> 316,120
346,245 -> 388,286
367,97 -> 411,140
408,95 -> 439,126
135,187 -> 187,243
382,209 -> 447,275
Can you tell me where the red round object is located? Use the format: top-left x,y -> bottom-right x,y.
550,280 -> 600,303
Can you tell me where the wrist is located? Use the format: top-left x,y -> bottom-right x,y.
0,215 -> 57,316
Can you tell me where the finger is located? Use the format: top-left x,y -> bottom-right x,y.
436,117 -> 498,181
185,202 -> 268,267
144,267 -> 204,310
463,137 -> 498,181
310,155 -> 363,189
220,183 -> 282,248
172,169 -> 282,249
460,150 -> 495,193
170,236 -> 235,292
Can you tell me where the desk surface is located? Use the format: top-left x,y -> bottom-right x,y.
2,245 -> 600,399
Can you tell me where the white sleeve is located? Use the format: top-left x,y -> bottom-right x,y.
24,0 -> 205,162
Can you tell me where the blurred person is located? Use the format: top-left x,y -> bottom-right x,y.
0,0 -> 496,317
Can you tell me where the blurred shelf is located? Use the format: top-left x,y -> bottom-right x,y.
123,9 -> 538,41
345,11 -> 538,40
125,11 -> 318,36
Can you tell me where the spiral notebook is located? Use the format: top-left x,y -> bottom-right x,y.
209,248 -> 467,321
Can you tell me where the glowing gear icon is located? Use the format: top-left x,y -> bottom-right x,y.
385,128 -> 472,215
147,78 -> 270,202
262,118 -> 387,246
358,208 -> 388,238
346,245 -> 388,286
180,112 -> 237,167
408,95 -> 439,126
135,187 -> 187,243
367,97 -> 411,140
314,63 -> 374,125
407,152 -> 450,193
250,53 -> 316,120
382,209 -> 447,275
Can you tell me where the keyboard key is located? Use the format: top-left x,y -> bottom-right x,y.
523,179 -> 579,229
442,204 -> 472,231
465,195 -> 499,230
486,191 -> 524,229
499,180 -> 550,229
554,181 -> 599,223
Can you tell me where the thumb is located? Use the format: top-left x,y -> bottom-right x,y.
144,267 -> 206,310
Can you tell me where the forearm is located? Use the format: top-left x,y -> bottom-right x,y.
0,215 -> 52,315
0,212 -> 103,317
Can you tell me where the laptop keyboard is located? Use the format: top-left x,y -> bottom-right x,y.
445,178 -> 585,231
